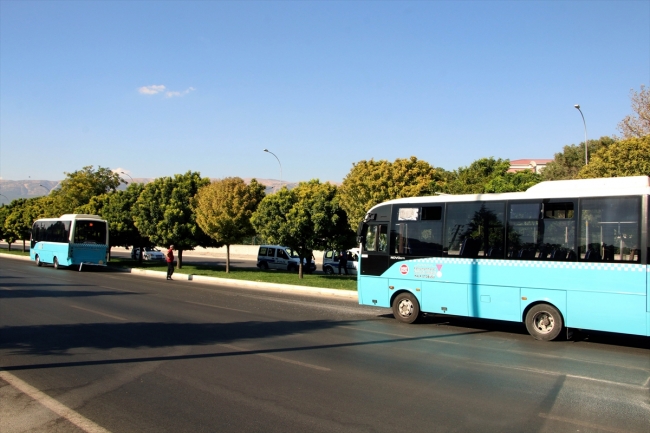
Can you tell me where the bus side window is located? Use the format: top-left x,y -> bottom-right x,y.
579,196 -> 640,263
446,202 -> 505,258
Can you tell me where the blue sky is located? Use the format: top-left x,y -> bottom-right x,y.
1,1 -> 648,183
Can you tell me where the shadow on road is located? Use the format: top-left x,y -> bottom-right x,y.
0,319 -> 489,371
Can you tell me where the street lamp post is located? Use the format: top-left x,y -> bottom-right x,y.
263,149 -> 283,190
121,171 -> 134,184
0,193 -> 9,204
574,104 -> 588,165
39,184 -> 51,194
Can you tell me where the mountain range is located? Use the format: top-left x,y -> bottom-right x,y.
0,178 -> 307,205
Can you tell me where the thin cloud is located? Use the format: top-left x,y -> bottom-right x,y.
138,85 -> 166,95
138,85 -> 195,97
165,87 -> 196,98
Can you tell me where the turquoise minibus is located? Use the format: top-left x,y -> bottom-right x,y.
30,214 -> 109,271
356,176 -> 649,340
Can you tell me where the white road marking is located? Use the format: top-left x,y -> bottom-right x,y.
470,361 -> 648,390
0,371 -> 112,433
218,343 -> 330,371
68,305 -> 127,321
538,412 -> 635,433
184,300 -> 251,313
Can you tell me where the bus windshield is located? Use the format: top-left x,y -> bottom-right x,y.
74,220 -> 107,244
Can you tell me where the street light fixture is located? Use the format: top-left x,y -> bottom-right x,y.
0,193 -> 9,204
574,104 -> 588,165
39,184 -> 51,194
121,171 -> 134,184
263,149 -> 283,190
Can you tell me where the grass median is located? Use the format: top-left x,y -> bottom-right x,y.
112,258 -> 358,291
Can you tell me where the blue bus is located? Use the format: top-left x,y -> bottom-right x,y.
356,176 -> 649,340
30,214 -> 109,271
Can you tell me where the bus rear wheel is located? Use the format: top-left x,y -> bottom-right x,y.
392,292 -> 421,324
525,304 -> 563,341
53,257 -> 59,270
35,255 -> 42,267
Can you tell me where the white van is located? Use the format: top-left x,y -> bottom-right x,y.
322,248 -> 359,275
257,245 -> 316,273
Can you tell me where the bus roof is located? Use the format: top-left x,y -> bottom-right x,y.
369,176 -> 650,210
59,214 -> 105,220
35,214 -> 106,222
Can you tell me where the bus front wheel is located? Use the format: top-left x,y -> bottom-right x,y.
35,255 -> 42,267
392,292 -> 421,324
53,257 -> 59,270
525,304 -> 563,341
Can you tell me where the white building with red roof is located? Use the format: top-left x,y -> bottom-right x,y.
508,159 -> 553,174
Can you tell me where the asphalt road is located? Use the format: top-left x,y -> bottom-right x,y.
1,256 -> 649,433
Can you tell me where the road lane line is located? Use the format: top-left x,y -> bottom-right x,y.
0,371 -> 112,433
184,300 -> 251,313
470,361 -> 648,390
218,343 -> 330,371
68,305 -> 127,321
538,412 -> 633,433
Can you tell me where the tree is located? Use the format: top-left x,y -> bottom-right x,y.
428,157 -> 541,195
339,157 -> 439,230
134,171 -> 214,268
578,135 -> 650,178
51,165 -> 124,214
251,180 -> 355,278
79,183 -> 151,262
0,204 -> 12,249
193,178 -> 265,273
484,170 -> 542,193
2,198 -> 42,252
617,84 -> 650,139
541,136 -> 616,181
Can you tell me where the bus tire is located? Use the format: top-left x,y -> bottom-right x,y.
53,257 -> 59,270
35,255 -> 42,267
525,303 -> 563,341
392,292 -> 421,324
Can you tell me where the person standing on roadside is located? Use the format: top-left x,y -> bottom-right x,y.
166,245 -> 175,280
338,251 -> 348,275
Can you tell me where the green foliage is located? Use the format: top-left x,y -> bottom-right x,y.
133,171 -> 213,268
617,84 -> 650,139
251,180 -> 355,278
2,198 -> 42,251
541,137 -> 616,180
79,183 -> 150,251
50,165 -> 123,213
430,158 -> 541,195
578,135 -> 650,178
339,157 -> 438,229
484,170 -> 542,193
0,205 -> 9,241
193,177 -> 265,272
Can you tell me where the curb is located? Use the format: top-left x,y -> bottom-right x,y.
1,253 -> 358,300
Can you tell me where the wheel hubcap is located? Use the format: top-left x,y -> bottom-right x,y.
533,312 -> 554,334
398,299 -> 413,317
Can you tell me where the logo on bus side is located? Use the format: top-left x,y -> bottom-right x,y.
413,264 -> 443,279
400,264 -> 409,275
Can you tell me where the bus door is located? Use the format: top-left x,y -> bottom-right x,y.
358,223 -> 391,307
360,223 -> 389,276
